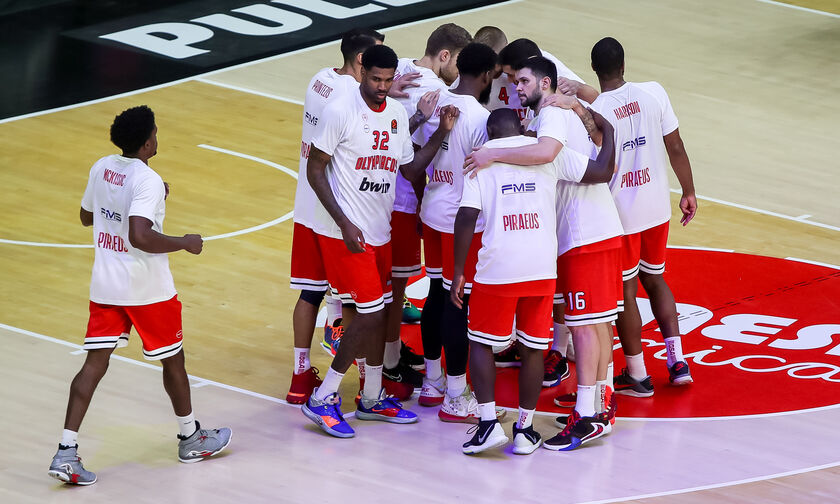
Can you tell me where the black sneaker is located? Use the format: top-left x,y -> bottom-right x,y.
494,345 -> 521,368
668,360 -> 693,385
542,350 -> 569,387
462,419 -> 508,455
384,361 -> 424,388
543,410 -> 608,451
400,342 -> 425,371
614,368 -> 654,397
512,424 -> 542,455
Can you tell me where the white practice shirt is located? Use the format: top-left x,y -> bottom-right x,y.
310,90 -> 414,246
591,81 -> 679,234
81,155 -> 176,306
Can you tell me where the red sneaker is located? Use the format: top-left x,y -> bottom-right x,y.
285,367 -> 321,404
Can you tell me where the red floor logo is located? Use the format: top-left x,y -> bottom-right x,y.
405,249 -> 840,418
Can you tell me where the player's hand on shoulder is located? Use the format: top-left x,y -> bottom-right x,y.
541,93 -> 577,110
557,77 -> 581,97
438,104 -> 459,131
340,221 -> 366,253
463,146 -> 494,178
389,71 -> 421,98
417,89 -> 440,122
183,234 -> 203,254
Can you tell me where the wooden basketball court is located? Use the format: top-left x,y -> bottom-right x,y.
1,0 -> 838,502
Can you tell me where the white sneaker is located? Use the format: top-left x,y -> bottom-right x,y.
512,424 -> 542,455
463,420 -> 508,455
438,386 -> 506,424
419,375 -> 446,407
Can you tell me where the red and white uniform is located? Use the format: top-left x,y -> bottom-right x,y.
461,135 -> 590,349
528,106 -> 625,324
310,89 -> 414,312
80,155 -> 183,360
487,49 -> 584,125
591,81 -> 679,278
414,90 -> 489,292
389,58 -> 450,277
290,67 -> 359,291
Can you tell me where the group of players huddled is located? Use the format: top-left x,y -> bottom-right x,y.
289,24 -> 698,455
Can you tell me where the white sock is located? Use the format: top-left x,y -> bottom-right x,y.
363,364 -> 383,401
293,347 -> 310,375
60,429 -> 78,448
595,380 -> 607,413
176,412 -> 196,438
314,367 -> 344,401
664,336 -> 684,367
551,322 -> 570,356
425,357 -> 442,381
575,385 -> 597,418
383,339 -> 401,369
326,296 -> 343,326
446,373 -> 467,398
356,358 -> 366,380
607,361 -> 614,388
625,351 -> 648,380
478,401 -> 497,422
517,407 -> 535,429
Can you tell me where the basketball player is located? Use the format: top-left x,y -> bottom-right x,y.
590,37 -> 697,395
48,106 -> 231,485
387,23 -> 472,389
463,57 -> 620,450
413,42 -> 503,423
301,45 -> 458,438
455,104 -> 616,454
287,28 -> 384,405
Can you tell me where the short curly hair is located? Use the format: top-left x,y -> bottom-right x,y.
110,105 -> 155,153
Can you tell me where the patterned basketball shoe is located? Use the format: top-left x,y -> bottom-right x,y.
177,421 -> 233,463
356,388 -> 418,424
543,411 -> 608,451
542,350 -> 570,387
402,298 -> 422,323
48,445 -> 96,485
320,321 -> 344,356
419,374 -> 446,406
285,367 -> 321,404
439,386 -> 506,423
302,389 -> 355,438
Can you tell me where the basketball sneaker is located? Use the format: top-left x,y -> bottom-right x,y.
419,374 -> 446,406
542,350 -> 570,387
668,360 -> 694,385
439,386 -> 506,423
494,344 -> 521,368
613,368 -> 654,397
177,421 -> 232,463
320,320 -> 344,356
356,388 -> 418,424
402,298 -> 422,323
384,376 -> 415,401
384,360 -> 423,388
555,411 -> 612,435
48,445 -> 96,485
285,367 -> 322,404
302,389 -> 355,438
462,419 -> 508,455
400,342 -> 425,371
512,424 -> 542,455
553,391 -> 576,409
543,411 -> 607,451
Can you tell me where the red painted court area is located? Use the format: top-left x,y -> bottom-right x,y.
402,250 -> 840,418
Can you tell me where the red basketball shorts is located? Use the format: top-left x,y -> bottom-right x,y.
556,237 -> 623,326
318,234 -> 393,313
84,295 -> 184,360
468,280 -> 555,350
621,221 -> 669,280
289,222 -> 329,291
391,210 -> 421,278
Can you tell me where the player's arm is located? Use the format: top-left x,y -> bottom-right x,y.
306,146 -> 365,253
450,206 -> 480,309
400,104 -> 459,183
664,128 -> 697,225
579,110 -> 615,183
464,136 -> 562,174
128,217 -> 203,254
557,77 -> 599,104
80,208 -> 93,226
409,90 -> 440,134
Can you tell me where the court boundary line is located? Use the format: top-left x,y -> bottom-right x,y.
0,0 -> 522,125
3,319 -> 838,501
755,0 -> 840,18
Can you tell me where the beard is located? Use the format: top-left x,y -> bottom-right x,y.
478,81 -> 492,105
521,88 -> 542,110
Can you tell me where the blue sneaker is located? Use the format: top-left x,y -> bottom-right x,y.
301,388 -> 354,438
356,388 -> 418,424
320,320 -> 344,357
